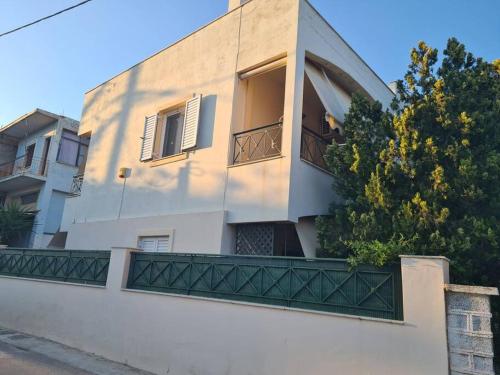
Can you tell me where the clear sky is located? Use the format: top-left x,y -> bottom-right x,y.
0,0 -> 498,125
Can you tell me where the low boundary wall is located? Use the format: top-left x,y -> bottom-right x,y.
0,249 -> 451,375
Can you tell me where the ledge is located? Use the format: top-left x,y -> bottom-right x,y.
228,155 -> 285,168
150,153 -> 188,167
121,287 -> 405,325
399,254 -> 450,261
445,284 -> 499,296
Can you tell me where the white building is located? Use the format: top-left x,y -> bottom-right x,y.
61,0 -> 393,255
0,109 -> 85,248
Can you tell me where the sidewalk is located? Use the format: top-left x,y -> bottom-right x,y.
0,327 -> 155,375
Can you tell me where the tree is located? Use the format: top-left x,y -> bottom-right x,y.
0,203 -> 36,245
317,38 -> 500,287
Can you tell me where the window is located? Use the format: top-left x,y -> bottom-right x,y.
19,191 -> 38,205
140,95 -> 202,162
159,111 -> 184,158
138,236 -> 170,252
24,144 -> 35,168
57,130 -> 90,167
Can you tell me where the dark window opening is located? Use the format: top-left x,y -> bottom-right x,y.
24,144 -> 35,168
162,113 -> 183,157
235,223 -> 304,257
19,191 -> 38,205
57,130 -> 90,167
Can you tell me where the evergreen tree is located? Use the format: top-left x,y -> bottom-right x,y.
317,38 -> 500,289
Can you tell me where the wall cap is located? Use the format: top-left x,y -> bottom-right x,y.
399,254 -> 450,262
445,283 -> 499,296
110,247 -> 143,252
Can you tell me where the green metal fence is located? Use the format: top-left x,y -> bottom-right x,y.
127,253 -> 404,320
0,248 -> 110,286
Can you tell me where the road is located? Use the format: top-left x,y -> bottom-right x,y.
0,328 -> 154,375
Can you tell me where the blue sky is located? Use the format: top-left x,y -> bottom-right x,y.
0,0 -> 498,125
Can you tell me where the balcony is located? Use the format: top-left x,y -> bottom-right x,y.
69,173 -> 84,196
232,122 -> 283,165
300,127 -> 330,172
0,155 -> 47,192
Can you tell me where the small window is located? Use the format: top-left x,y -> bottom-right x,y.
24,144 -> 35,168
57,130 -> 90,167
138,236 -> 170,253
19,192 -> 38,205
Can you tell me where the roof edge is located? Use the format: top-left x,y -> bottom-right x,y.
84,0 -> 253,95
0,108 -> 77,135
302,0 -> 393,96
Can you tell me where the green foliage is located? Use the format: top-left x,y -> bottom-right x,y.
0,203 -> 36,245
317,38 -> 500,291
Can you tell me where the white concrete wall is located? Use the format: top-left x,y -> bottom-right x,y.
287,0 -> 396,222
64,211 -> 226,252
64,0 -> 300,250
0,252 -> 451,375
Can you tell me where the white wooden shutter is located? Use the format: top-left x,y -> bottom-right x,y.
139,236 -> 170,252
140,115 -> 158,161
139,238 -> 157,252
157,238 -> 170,252
181,94 -> 202,151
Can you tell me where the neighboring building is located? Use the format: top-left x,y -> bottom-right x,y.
61,0 -> 393,255
0,109 -> 85,248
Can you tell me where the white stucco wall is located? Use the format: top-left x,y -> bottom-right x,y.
0,252 -> 451,375
64,0 -> 300,250
287,0 -> 396,222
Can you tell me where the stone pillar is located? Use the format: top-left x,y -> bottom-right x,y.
107,247 -> 142,291
445,284 -> 499,375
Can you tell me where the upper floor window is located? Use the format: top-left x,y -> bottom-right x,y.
57,130 -> 89,167
140,95 -> 202,162
158,110 -> 184,158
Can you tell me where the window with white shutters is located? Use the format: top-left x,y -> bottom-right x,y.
140,115 -> 158,161
138,236 -> 170,253
181,94 -> 202,151
140,95 -> 202,161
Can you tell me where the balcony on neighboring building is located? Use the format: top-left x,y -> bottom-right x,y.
0,154 -> 47,192
69,173 -> 84,196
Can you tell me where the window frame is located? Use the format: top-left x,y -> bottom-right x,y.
56,129 -> 90,167
157,108 -> 185,160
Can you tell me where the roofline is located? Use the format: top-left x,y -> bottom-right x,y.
302,0 -> 394,96
0,108 -> 76,135
85,0 -> 392,97
84,0 -> 251,95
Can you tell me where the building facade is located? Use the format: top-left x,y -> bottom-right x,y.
61,0 -> 394,255
0,109 -> 84,248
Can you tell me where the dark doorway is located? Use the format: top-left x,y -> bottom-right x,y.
235,223 -> 305,257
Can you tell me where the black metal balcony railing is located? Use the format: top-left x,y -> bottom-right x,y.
300,127 -> 330,171
232,122 -> 283,165
70,174 -> 84,196
0,156 -> 48,180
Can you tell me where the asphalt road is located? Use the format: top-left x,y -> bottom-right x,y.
0,328 -> 154,375
0,340 -> 93,375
